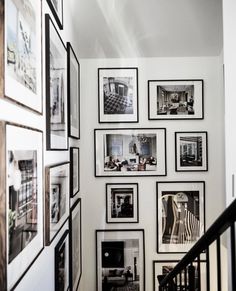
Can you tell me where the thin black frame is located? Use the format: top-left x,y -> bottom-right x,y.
98,67 -> 139,123
46,0 -> 63,29
175,131 -> 208,172
105,183 -> 139,223
70,147 -> 80,198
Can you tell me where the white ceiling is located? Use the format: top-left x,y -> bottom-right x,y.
68,0 -> 223,59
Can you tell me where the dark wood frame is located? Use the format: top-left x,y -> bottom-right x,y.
46,0 -> 63,29
70,147 -> 80,198
98,67 -> 139,123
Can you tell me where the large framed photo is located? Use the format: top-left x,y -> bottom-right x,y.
156,181 -> 205,253
67,43 -> 80,139
96,229 -> 145,291
106,183 -> 139,223
148,80 -> 203,120
0,122 -> 43,290
46,0 -> 63,29
70,147 -> 80,199
94,128 -> 166,177
175,131 -> 208,172
0,0 -> 42,113
98,67 -> 139,123
45,162 -> 70,245
45,14 -> 68,150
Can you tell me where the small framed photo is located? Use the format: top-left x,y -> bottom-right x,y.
46,0 -> 63,29
94,128 -> 166,177
67,43 -> 80,139
106,183 -> 139,223
55,230 -> 70,291
45,14 -> 68,150
70,147 -> 80,199
156,181 -> 205,253
175,131 -> 208,172
148,79 -> 203,120
98,67 -> 139,123
45,162 -> 70,245
96,229 -> 145,291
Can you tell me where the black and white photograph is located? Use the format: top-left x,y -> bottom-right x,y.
156,181 -> 205,253
175,131 -> 208,172
96,229 -> 145,291
148,80 -> 203,120
106,183 -> 139,223
46,0 -> 63,29
45,14 -> 68,150
95,128 -> 166,177
98,68 -> 139,123
70,147 -> 80,199
51,184 -> 61,223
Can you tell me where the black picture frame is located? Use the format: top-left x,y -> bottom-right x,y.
70,147 -> 80,200
46,0 -> 63,29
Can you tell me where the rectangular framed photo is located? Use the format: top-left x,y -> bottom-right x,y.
0,121 -> 43,290
45,14 -> 68,150
96,229 -> 145,291
70,147 -> 80,199
156,181 -> 205,253
67,43 -> 80,139
175,131 -> 208,172
45,162 -> 70,245
46,0 -> 63,29
106,183 -> 139,223
1,0 -> 42,113
98,67 -> 139,123
148,80 -> 203,120
94,128 -> 166,177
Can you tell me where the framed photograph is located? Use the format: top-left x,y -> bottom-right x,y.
94,128 -> 166,177
148,80 -> 203,120
55,230 -> 70,291
45,162 -> 70,245
175,131 -> 208,172
46,0 -> 63,29
156,181 -> 205,253
106,183 -> 139,223
45,14 -> 68,150
96,229 -> 145,291
69,198 -> 82,291
70,147 -> 80,198
67,42 -> 80,139
98,67 -> 139,123
0,121 -> 43,290
0,0 -> 42,113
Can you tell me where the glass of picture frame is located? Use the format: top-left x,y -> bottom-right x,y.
70,147 -> 80,200
46,0 -> 63,29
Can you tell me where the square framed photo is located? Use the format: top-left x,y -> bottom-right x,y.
156,181 -> 205,253
96,229 -> 145,291
148,80 -> 203,120
0,0 -> 42,113
175,131 -> 208,172
106,183 -> 139,223
67,43 -> 80,139
94,128 -> 166,177
0,121 -> 43,290
70,147 -> 80,199
98,67 -> 139,123
45,162 -> 70,245
45,14 -> 68,150
46,0 -> 63,29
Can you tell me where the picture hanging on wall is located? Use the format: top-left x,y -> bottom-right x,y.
45,162 -> 70,245
96,229 -> 145,291
45,14 -> 68,150
98,67 -> 139,123
106,183 -> 139,223
0,0 -> 42,113
46,0 -> 63,29
0,121 -> 43,290
156,181 -> 205,253
70,147 -> 80,199
175,131 -> 208,172
94,128 -> 166,177
148,79 -> 203,120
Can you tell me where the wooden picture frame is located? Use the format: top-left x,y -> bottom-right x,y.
46,0 -> 63,30
70,147 -> 80,199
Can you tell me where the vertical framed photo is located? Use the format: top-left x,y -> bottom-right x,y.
98,67 -> 139,123
96,229 -> 145,291
94,128 -> 166,177
45,162 -> 70,245
0,0 -> 42,113
156,181 -> 205,253
0,121 -> 43,290
175,131 -> 208,172
70,147 -> 80,198
55,230 -> 70,291
45,14 -> 68,150
46,0 -> 63,30
148,80 -> 203,120
67,43 -> 80,139
106,183 -> 139,223
69,198 -> 82,291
